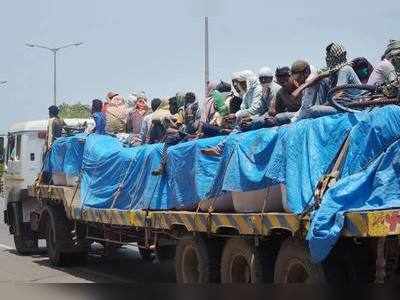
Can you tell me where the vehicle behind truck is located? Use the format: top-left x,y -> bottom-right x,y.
3,110 -> 400,284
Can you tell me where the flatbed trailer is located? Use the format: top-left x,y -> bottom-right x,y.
3,117 -> 400,284
13,184 -> 399,283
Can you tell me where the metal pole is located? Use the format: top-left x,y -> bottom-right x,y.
25,42 -> 83,106
53,50 -> 57,106
204,16 -> 209,99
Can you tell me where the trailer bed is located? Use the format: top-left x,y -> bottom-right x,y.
29,185 -> 400,238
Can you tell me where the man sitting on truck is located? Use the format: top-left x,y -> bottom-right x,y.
368,40 -> 400,87
293,42 -> 363,121
140,97 -> 173,144
201,70 -> 267,156
46,105 -> 66,150
241,63 -> 311,129
151,92 -> 200,176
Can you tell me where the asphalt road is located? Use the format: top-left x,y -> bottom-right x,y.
0,197 -> 176,283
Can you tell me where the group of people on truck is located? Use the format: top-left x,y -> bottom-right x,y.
46,40 -> 400,175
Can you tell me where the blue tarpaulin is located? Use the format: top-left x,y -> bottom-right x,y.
45,105 -> 400,262
44,133 -> 86,176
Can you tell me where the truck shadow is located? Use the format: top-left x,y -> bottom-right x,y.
28,246 -> 176,283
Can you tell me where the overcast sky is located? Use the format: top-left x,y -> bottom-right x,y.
1,0 -> 399,131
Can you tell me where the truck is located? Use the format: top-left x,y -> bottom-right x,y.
2,112 -> 400,284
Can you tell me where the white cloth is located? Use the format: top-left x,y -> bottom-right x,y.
234,70 -> 264,118
367,59 -> 397,86
258,66 -> 273,77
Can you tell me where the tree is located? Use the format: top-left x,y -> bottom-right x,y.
58,102 -> 90,119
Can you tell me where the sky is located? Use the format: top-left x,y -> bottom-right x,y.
0,0 -> 399,131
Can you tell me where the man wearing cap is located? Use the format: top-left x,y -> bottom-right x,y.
368,40 -> 400,87
46,105 -> 66,150
247,62 -> 316,129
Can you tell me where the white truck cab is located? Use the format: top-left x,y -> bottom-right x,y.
2,118 -> 92,254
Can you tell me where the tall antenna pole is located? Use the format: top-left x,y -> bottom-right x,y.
204,16 -> 209,99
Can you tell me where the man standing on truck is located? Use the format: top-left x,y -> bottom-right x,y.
91,99 -> 106,135
46,105 -> 66,150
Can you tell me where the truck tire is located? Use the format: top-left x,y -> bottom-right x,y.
7,191 -> 39,255
137,242 -> 153,261
139,247 -> 153,261
274,237 -> 326,283
13,233 -> 38,255
175,236 -> 221,283
45,205 -> 88,267
220,238 -> 267,283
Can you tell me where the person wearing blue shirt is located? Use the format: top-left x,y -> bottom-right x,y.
91,99 -> 106,134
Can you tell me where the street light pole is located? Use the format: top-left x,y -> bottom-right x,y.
53,50 -> 57,106
25,42 -> 83,106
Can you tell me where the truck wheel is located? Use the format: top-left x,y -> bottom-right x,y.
274,237 -> 326,283
46,217 -> 66,266
175,236 -> 221,283
13,234 -> 38,255
45,205 -> 87,266
220,238 -> 267,283
137,242 -> 153,261
139,247 -> 153,261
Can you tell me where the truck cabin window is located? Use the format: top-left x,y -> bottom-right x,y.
7,134 -> 21,161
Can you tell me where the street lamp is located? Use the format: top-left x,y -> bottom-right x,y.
25,42 -> 83,105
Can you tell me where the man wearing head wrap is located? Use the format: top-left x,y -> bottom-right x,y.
258,66 -> 280,115
294,42 -> 363,120
202,70 -> 264,156
231,70 -> 265,119
201,81 -> 219,124
46,105 -> 66,150
104,91 -> 129,134
368,40 -> 400,86
126,94 -> 149,136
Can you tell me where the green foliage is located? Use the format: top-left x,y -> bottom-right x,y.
58,102 -> 90,119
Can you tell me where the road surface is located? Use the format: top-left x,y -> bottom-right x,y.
0,197 -> 176,283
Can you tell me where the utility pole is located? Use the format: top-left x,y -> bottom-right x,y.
25,42 -> 83,106
204,16 -> 209,99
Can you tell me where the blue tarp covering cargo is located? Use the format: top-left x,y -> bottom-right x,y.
44,105 -> 400,262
